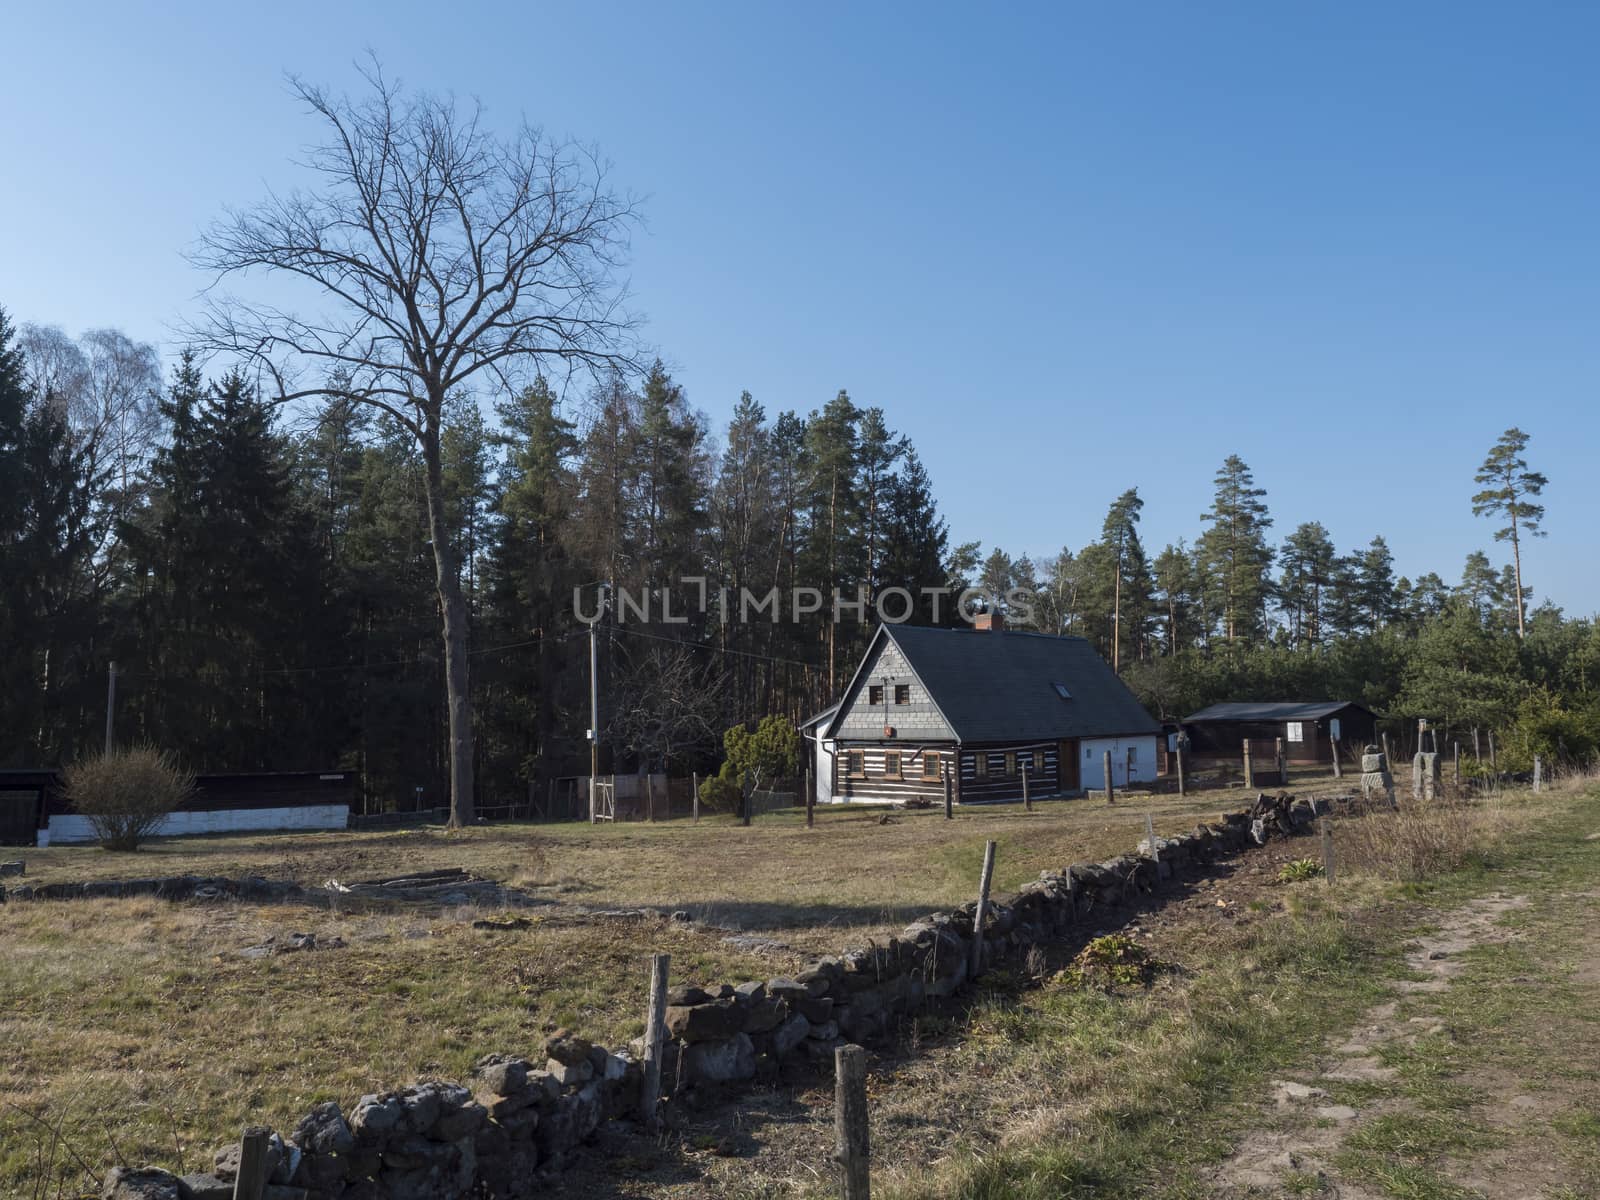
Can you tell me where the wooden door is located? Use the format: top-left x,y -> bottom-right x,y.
1058,740 -> 1080,791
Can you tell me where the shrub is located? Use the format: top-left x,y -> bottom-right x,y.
1055,933 -> 1162,990
721,715 -> 800,785
697,772 -> 742,814
1277,858 -> 1325,884
63,745 -> 194,851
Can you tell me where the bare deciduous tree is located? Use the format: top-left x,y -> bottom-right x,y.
609,641 -> 728,775
189,62 -> 641,825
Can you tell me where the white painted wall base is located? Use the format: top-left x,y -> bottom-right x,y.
1078,736 -> 1160,790
43,804 -> 350,845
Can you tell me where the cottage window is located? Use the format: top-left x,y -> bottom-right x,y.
922,754 -> 941,781
868,685 -> 884,706
885,751 -> 902,779
1286,721 -> 1305,743
1052,682 -> 1072,700
894,684 -> 910,705
974,753 -> 988,779
1004,751 -> 1017,776
846,750 -> 866,779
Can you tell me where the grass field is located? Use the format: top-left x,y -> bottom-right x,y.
6,784 -> 1326,1195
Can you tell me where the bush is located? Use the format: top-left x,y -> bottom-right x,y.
721,715 -> 800,785
63,745 -> 194,851
1277,858 -> 1325,883
697,772 -> 742,814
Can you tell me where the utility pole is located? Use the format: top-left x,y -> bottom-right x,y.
588,623 -> 599,824
104,662 -> 117,757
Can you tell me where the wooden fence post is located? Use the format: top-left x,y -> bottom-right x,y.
1381,730 -> 1392,766
641,952 -> 671,1131
1175,741 -> 1186,796
1534,754 -> 1543,794
834,1044 -> 870,1199
233,1126 -> 271,1200
1021,762 -> 1031,811
1453,743 -> 1461,791
1331,738 -> 1342,780
1103,750 -> 1114,805
1319,816 -> 1335,885
1242,739 -> 1254,789
943,769 -> 953,820
692,772 -> 699,823
970,839 -> 996,979
1274,736 -> 1286,786
646,773 -> 656,823
1144,811 -> 1158,872
1488,730 -> 1498,788
805,764 -> 814,827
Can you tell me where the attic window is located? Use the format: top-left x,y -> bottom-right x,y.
868,685 -> 884,706
1052,682 -> 1072,700
894,684 -> 910,705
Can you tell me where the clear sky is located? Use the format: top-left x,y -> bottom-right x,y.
4,2 -> 1595,610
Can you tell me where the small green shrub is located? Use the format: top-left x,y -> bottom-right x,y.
1055,933 -> 1162,990
63,745 -> 194,851
1278,858 -> 1326,883
697,772 -> 742,814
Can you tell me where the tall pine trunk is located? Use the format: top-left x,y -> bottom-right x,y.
423,423 -> 476,828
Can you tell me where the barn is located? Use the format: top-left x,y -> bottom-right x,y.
1182,701 -> 1377,768
807,614 -> 1161,805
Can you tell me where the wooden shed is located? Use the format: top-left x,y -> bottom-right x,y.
1182,701 -> 1377,767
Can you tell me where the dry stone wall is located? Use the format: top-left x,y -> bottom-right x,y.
100,795 -> 1328,1200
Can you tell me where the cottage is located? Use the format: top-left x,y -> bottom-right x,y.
805,614 -> 1161,805
1182,700 -> 1377,768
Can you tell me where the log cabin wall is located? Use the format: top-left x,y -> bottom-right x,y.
957,741 -> 1063,802
833,742 -> 955,804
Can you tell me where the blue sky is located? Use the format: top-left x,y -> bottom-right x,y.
4,2 -> 1595,610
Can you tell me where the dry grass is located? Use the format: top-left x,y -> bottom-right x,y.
1,776 -> 1353,1194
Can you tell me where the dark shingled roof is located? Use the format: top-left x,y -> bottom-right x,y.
835,625 -> 1159,743
1185,700 -> 1369,722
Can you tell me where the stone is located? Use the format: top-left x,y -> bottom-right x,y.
432,1099 -> 487,1141
215,1133 -> 290,1183
525,1070 -> 562,1104
664,1000 -> 744,1043
602,1053 -> 630,1083
103,1168 -> 187,1200
545,1057 -> 594,1087
545,1030 -> 592,1067
682,1033 -> 757,1083
395,1086 -> 443,1133
807,1019 -> 839,1041
742,996 -> 787,1033
766,977 -> 808,1000
179,1174 -> 232,1200
666,984 -> 711,1006
794,995 -> 834,1024
472,1055 -> 531,1097
293,1102 -> 355,1157
733,980 -> 767,1003
0,860 -> 23,877
348,1095 -> 401,1144
289,1150 -> 347,1192
772,1013 -> 811,1056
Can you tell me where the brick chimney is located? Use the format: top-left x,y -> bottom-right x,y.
974,609 -> 1005,632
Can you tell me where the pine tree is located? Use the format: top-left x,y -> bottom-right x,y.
1097,488 -> 1150,671
1278,522 -> 1338,647
1196,455 -> 1274,644
1152,542 -> 1199,654
801,391 -> 862,693
1356,535 -> 1398,631
878,448 -> 948,625
1472,427 -> 1546,638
